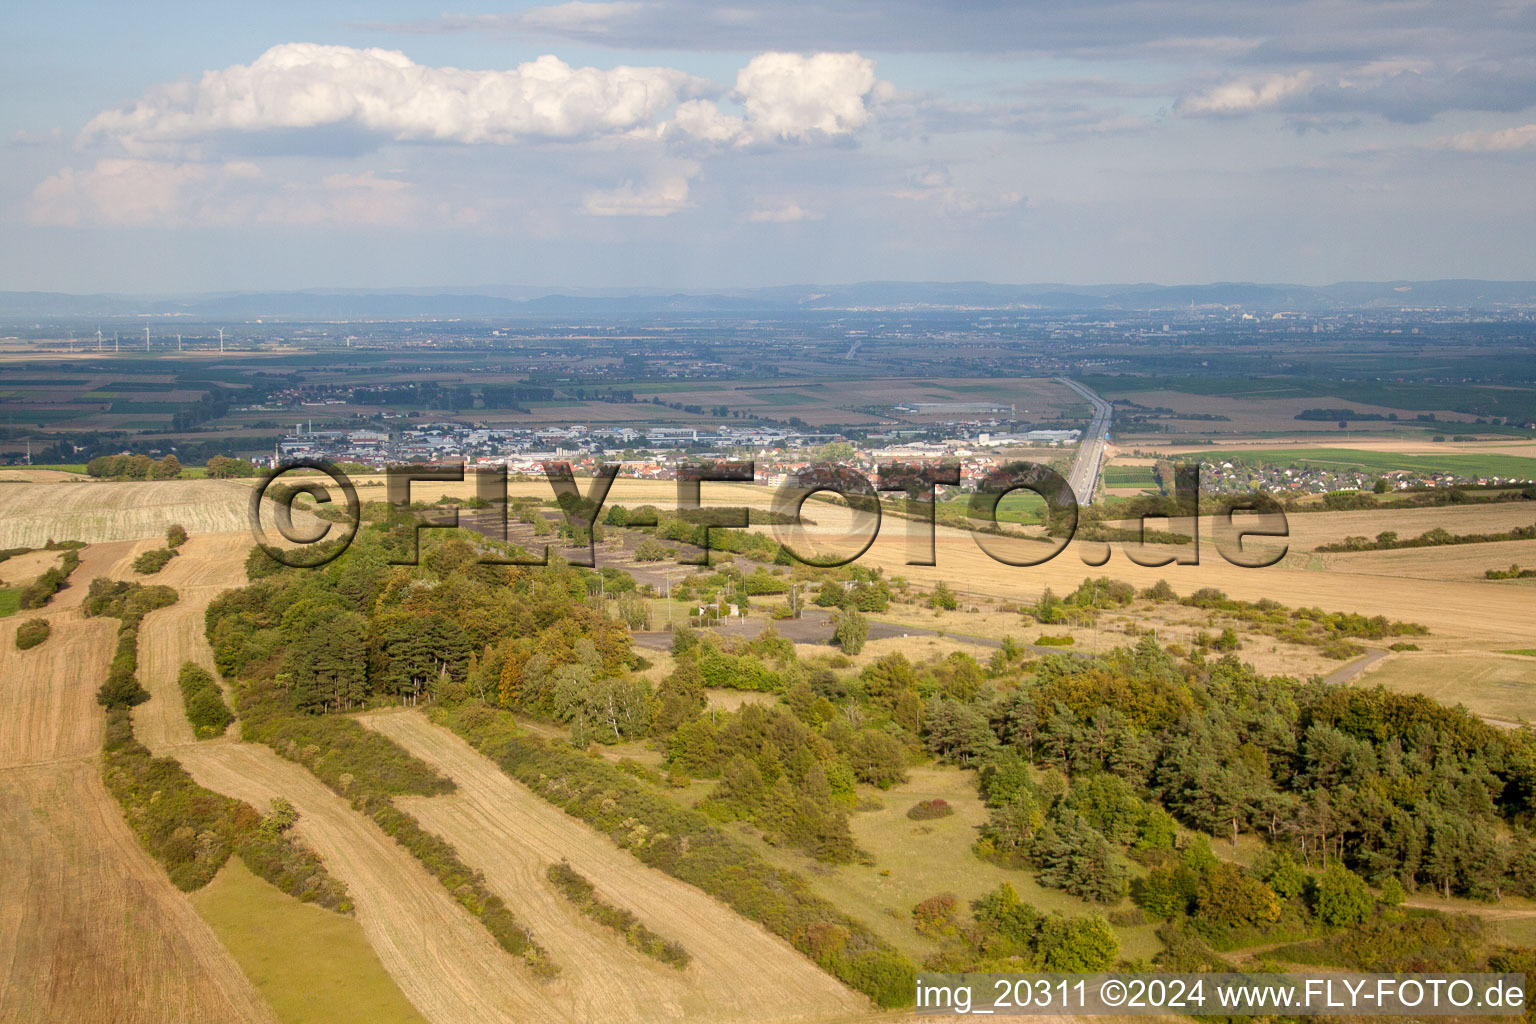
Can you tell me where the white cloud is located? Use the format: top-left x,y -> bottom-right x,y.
518,2 -> 642,32
1440,123 -> 1536,151
670,52 -> 890,146
748,200 -> 820,222
28,157 -> 429,228
82,43 -> 705,151
583,169 -> 695,216
1177,71 -> 1314,116
890,165 -> 1023,218
29,158 -> 259,226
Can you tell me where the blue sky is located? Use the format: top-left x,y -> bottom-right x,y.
4,0 -> 1535,292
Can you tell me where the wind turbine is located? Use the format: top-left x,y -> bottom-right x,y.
96,329 -> 102,351
219,328 -> 225,353
145,326 -> 150,351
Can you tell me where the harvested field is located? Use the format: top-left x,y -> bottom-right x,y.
135,533 -> 251,750
0,549 -> 62,587
0,611 -> 116,769
0,552 -> 278,1024
1283,503 -> 1536,550
1320,538 -> 1536,581
366,709 -> 869,1024
0,480 -> 319,548
0,468 -> 90,483
0,762 -> 280,1024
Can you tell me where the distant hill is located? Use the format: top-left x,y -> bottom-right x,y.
3,279 -> 1535,319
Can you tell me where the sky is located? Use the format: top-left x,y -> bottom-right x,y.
3,0 -> 1536,293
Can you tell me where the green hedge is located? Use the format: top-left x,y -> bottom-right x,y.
177,662 -> 234,738
132,547 -> 178,574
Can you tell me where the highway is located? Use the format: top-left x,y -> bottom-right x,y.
1057,377 -> 1112,505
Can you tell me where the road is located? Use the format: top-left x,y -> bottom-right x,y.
1057,376 -> 1112,506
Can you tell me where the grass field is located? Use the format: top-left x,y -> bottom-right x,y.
1103,465 -> 1158,487
714,764 -> 1162,964
1355,653 -> 1536,724
192,859 -> 428,1024
0,589 -> 17,617
1193,447 -> 1536,479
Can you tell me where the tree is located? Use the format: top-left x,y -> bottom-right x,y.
1033,810 -> 1127,903
929,581 -> 958,611
1034,914 -> 1118,971
166,523 -> 188,549
1196,861 -> 1281,928
1313,864 -> 1373,927
834,608 -> 868,655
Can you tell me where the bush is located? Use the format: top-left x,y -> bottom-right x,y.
132,547 -> 178,575
1314,864 -> 1374,928
15,617 -> 50,650
177,662 -> 234,738
166,523 -> 189,549
834,608 -> 868,655
906,798 -> 954,820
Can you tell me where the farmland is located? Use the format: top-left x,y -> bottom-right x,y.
1182,447 -> 1536,480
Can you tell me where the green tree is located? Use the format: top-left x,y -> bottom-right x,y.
834,608 -> 868,655
1314,864 -> 1373,927
1034,915 -> 1118,971
929,580 -> 958,611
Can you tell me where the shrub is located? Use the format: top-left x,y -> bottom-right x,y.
166,523 -> 189,549
834,608 -> 868,655
177,662 -> 234,738
15,617 -> 51,650
906,798 -> 954,821
132,547 -> 178,574
1314,864 -> 1374,928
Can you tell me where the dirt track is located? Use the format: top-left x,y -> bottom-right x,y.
368,708 -> 868,1024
